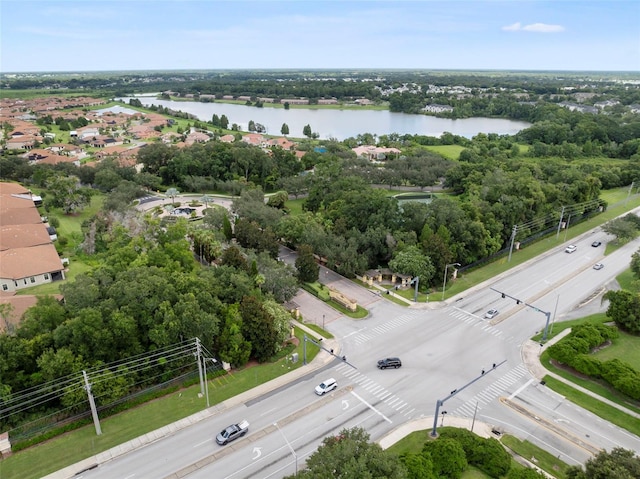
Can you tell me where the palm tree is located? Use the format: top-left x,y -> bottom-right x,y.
200,194 -> 212,208
166,187 -> 180,205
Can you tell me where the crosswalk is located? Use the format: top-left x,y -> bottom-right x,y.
352,312 -> 419,345
334,363 -> 417,420
453,363 -> 529,418
448,307 -> 508,340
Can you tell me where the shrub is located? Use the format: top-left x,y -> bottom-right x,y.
572,355 -> 603,378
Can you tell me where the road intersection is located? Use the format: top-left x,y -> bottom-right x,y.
45,210 -> 640,479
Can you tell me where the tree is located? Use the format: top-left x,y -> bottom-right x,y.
602,290 -> 640,334
216,305 -> 251,367
248,120 -> 256,132
630,248 -> 640,280
239,295 -> 278,362
267,191 -> 288,210
303,124 -> 312,138
281,123 -> 290,135
566,447 -> 640,479
45,175 -> 93,215
388,246 -> 436,286
220,114 -> 229,129
295,244 -> 319,283
422,437 -> 467,479
288,427 -> 407,479
165,187 -> 180,205
601,217 -> 638,244
222,213 -> 233,240
253,252 -> 298,303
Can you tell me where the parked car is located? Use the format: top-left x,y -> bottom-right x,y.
591,241 -> 602,247
565,244 -> 577,253
216,420 -> 249,445
315,378 -> 337,395
593,263 -> 604,270
484,309 -> 499,319
377,357 -> 402,369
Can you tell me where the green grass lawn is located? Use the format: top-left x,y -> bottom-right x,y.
501,435 -> 569,479
539,375 -> 640,435
593,329 -> 640,370
423,144 -> 466,160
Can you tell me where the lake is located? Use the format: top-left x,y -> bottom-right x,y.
118,96 -> 531,140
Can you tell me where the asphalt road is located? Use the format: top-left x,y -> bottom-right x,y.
74,219 -> 640,478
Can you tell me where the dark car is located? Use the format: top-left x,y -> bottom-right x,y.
591,241 -> 602,247
377,357 -> 402,369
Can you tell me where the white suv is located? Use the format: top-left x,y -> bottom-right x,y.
565,244 -> 577,253
315,378 -> 337,395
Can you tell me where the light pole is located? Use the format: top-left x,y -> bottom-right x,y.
442,263 -> 461,300
274,422 -> 297,475
440,410 -> 447,426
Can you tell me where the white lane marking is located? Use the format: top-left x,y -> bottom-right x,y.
508,378 -> 535,400
194,438 -> 212,448
350,390 -> 392,423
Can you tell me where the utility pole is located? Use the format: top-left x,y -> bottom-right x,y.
507,225 -> 518,262
195,338 -> 205,398
625,181 -> 635,205
556,206 -> 565,239
82,370 -> 102,436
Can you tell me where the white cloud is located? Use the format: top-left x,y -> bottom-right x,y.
502,22 -> 565,33
502,22 -> 522,32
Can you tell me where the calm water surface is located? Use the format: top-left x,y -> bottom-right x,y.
119,96 -> 531,140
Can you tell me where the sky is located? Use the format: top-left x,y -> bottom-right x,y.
1,0 -> 639,73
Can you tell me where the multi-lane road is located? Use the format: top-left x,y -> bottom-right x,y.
77,226 -> 640,479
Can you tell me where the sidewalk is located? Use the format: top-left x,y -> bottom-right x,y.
521,331 -> 640,419
41,321 -> 340,479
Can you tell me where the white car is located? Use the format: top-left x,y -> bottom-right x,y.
315,378 -> 337,395
565,244 -> 577,253
593,263 -> 604,270
484,309 -> 499,319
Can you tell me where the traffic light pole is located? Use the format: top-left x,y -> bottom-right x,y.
303,334 -> 357,369
431,359 -> 506,437
490,288 -> 552,342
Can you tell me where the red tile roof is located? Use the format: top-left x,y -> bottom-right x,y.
0,244 -> 64,279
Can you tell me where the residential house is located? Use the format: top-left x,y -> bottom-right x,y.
281,98 -> 309,105
0,245 -> 65,292
0,182 -> 65,293
423,104 -> 454,113
352,145 -> 401,162
267,137 -> 296,150
242,133 -> 267,147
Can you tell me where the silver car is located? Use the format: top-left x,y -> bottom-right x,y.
484,309 -> 499,319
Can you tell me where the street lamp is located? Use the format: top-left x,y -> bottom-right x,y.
274,422 -> 297,475
442,263 -> 461,300
440,410 -> 447,426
